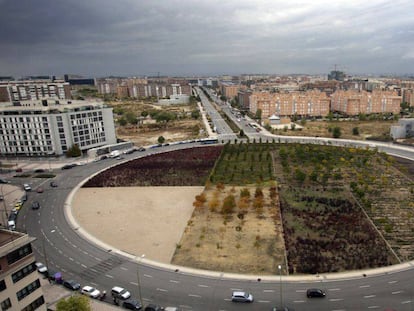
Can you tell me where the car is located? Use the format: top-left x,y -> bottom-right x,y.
23,183 -> 31,191
36,187 -> 44,193
144,304 -> 163,311
35,262 -> 48,274
50,181 -> 58,187
31,201 -> 40,210
63,279 -> 81,291
15,168 -> 23,172
137,147 -> 146,152
111,286 -> 131,300
306,288 -> 326,298
231,291 -> 254,303
0,178 -> 10,184
81,285 -> 101,298
122,298 -> 142,310
61,163 -> 76,170
34,168 -> 45,173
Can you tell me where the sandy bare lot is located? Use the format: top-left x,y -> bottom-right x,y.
71,186 -> 203,262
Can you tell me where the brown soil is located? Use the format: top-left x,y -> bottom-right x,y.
171,185 -> 287,275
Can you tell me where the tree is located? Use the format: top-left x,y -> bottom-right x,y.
141,111 -> 149,117
352,127 -> 359,135
118,117 -> 127,126
239,129 -> 245,137
255,109 -> 262,121
221,194 -> 236,214
158,136 -> 165,144
332,126 -> 342,138
191,110 -> 200,119
56,294 -> 91,311
66,144 -> 81,157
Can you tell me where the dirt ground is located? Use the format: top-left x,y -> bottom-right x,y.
71,186 -> 204,262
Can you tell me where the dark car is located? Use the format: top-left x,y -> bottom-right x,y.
50,181 -> 58,187
31,201 -> 40,210
306,288 -> 326,298
144,304 -> 163,311
63,280 -> 81,291
122,299 -> 142,310
61,164 -> 76,170
34,168 -> 45,173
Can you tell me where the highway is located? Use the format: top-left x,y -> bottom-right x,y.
13,98 -> 414,310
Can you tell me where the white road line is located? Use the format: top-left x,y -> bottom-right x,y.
230,288 -> 243,291
69,257 -> 74,261
81,264 -> 87,268
189,294 -> 201,298
143,274 -> 153,278
367,306 -> 380,309
130,282 -> 138,286
263,289 -> 275,293
329,298 -> 344,302
293,300 -> 305,303
392,291 -> 403,294
364,295 -> 376,298
120,267 -> 128,271
328,288 -> 341,291
258,300 -> 270,303
332,309 -> 346,311
91,268 -> 97,272
359,285 -> 371,288
388,280 -> 398,284
157,288 -> 168,292
401,300 -> 412,304
169,280 -> 179,283
105,274 -> 114,279
198,284 -> 209,288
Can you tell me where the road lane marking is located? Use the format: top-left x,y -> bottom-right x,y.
69,257 -> 74,261
198,284 -> 209,288
258,300 -> 270,303
359,285 -> 370,288
388,280 -> 398,284
120,267 -> 128,271
392,291 -> 403,294
329,298 -> 344,302
105,274 -> 114,279
364,295 -> 376,298
401,300 -> 412,304
263,289 -> 275,293
231,288 -> 243,291
130,282 -> 138,286
144,274 -> 152,278
189,294 -> 201,298
367,306 -> 380,309
328,288 -> 341,291
293,300 -> 305,303
81,264 -> 87,268
169,280 -> 179,283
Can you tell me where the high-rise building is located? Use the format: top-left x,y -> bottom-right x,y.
0,80 -> 71,102
0,229 -> 46,311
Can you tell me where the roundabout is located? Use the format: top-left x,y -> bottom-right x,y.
20,139 -> 414,310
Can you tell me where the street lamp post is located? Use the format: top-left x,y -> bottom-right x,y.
278,264 -> 283,308
137,254 -> 145,305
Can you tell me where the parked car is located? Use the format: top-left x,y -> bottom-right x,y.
50,181 -> 58,187
81,285 -> 101,299
35,262 -> 48,274
122,298 -> 142,310
144,304 -> 163,311
23,183 -> 31,191
306,288 -> 326,298
63,279 -> 81,291
36,187 -> 44,193
111,286 -> 131,300
231,291 -> 254,303
34,168 -> 45,173
0,178 -> 10,184
31,201 -> 40,210
61,163 -> 77,170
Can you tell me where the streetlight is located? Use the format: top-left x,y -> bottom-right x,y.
137,254 -> 145,305
278,264 -> 283,308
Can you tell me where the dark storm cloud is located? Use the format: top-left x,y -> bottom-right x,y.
0,0 -> 413,77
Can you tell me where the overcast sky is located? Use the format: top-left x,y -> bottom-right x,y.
1,0 -> 413,78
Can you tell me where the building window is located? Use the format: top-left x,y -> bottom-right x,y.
16,279 -> 41,301
0,298 -> 12,310
6,244 -> 32,265
21,295 -> 44,311
12,262 -> 36,283
0,280 -> 6,292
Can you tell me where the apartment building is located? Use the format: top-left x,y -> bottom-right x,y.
330,90 -> 401,115
249,90 -> 330,119
0,99 -> 116,156
0,80 -> 71,102
0,229 -> 46,311
219,82 -> 239,99
96,78 -> 192,99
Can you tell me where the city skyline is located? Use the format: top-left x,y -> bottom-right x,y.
0,0 -> 413,77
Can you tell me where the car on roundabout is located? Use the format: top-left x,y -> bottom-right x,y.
306,288 -> 326,298
81,285 -> 101,299
231,291 -> 254,303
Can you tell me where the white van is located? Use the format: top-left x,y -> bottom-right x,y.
8,220 -> 16,231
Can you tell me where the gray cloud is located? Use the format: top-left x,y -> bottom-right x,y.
0,0 -> 413,77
